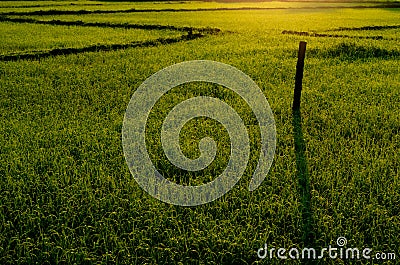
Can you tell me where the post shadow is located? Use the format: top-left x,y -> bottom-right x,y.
293,109 -> 317,265
292,41 -> 317,263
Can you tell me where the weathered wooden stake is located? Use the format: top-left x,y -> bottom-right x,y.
293,41 -> 307,111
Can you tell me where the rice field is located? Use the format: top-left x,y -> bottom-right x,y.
0,1 -> 399,264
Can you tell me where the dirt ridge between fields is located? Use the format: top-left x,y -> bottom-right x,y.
0,34 -> 203,62
1,3 -> 399,16
282,30 -> 384,40
0,16 -> 221,34
328,24 -> 400,31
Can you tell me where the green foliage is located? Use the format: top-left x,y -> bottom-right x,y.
0,1 -> 399,264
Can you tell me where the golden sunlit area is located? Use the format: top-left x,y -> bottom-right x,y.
1,0 -> 399,264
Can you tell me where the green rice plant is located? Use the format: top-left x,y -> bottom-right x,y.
0,2 -> 399,264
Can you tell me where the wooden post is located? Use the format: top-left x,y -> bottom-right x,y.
293,41 -> 307,111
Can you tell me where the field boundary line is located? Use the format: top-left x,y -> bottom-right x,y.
0,34 -> 204,62
1,3 -> 399,16
327,24 -> 400,31
0,16 -> 221,34
282,30 -> 384,40
1,3 -> 103,9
